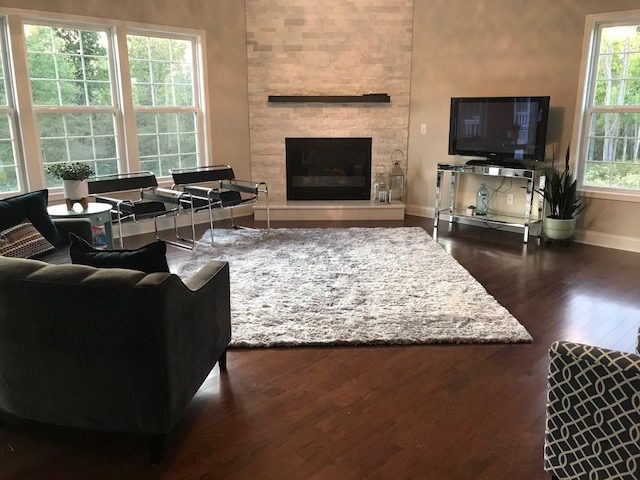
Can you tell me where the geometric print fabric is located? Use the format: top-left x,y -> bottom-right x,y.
544,340 -> 640,479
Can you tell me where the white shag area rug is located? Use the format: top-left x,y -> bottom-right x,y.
175,227 -> 532,347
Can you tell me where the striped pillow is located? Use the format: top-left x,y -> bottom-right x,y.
0,221 -> 54,258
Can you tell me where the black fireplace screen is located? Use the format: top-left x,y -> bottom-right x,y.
285,137 -> 372,200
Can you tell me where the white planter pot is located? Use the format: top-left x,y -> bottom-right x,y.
544,217 -> 576,240
63,179 -> 89,201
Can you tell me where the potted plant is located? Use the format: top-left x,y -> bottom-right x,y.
542,149 -> 585,241
47,162 -> 94,210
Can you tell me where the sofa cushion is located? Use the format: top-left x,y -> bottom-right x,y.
69,233 -> 170,274
0,221 -> 54,259
0,190 -> 63,247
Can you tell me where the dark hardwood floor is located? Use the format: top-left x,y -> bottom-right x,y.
1,216 -> 639,479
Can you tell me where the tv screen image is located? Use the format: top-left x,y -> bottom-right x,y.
448,96 -> 550,163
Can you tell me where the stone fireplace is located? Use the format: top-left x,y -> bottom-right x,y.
245,0 -> 413,219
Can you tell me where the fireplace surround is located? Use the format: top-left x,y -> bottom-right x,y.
246,0 -> 412,220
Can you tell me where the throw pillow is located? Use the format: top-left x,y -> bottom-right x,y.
0,190 -> 63,247
0,221 -> 54,259
69,233 -> 170,274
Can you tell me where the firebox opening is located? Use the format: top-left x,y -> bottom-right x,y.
286,137 -> 372,201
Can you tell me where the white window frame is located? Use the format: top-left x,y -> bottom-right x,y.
123,28 -> 207,178
572,9 -> 640,203
20,18 -> 124,187
0,7 -> 209,200
0,16 -> 25,195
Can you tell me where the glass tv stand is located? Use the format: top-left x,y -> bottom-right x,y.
433,162 -> 547,243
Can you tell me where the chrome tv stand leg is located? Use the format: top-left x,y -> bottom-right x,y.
433,169 -> 443,239
523,175 -> 534,243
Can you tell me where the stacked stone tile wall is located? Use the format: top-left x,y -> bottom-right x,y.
245,0 -> 413,201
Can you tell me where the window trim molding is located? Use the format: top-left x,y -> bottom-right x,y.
0,6 -> 210,198
572,9 -> 640,201
0,16 -> 25,196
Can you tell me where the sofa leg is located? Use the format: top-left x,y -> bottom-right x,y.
150,434 -> 166,465
218,349 -> 227,371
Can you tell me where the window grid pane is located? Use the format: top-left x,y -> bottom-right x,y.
129,33 -> 201,177
25,24 -> 113,106
38,113 -> 119,187
127,34 -> 195,107
136,112 -> 198,177
0,114 -> 19,193
583,23 -> 640,191
25,24 -> 120,187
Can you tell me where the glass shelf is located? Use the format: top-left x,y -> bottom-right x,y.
437,208 -> 542,228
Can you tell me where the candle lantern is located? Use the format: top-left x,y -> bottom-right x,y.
373,165 -> 388,203
388,150 -> 405,202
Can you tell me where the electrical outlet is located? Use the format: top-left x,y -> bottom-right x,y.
507,193 -> 514,205
420,123 -> 427,135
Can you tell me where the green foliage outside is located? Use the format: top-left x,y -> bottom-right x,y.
1,27 -> 199,192
127,34 -> 194,107
587,25 -> 640,189
25,25 -> 111,106
0,114 -> 18,193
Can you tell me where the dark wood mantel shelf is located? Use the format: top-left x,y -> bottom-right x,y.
268,93 -> 390,103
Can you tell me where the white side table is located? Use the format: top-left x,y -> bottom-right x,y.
48,202 -> 113,249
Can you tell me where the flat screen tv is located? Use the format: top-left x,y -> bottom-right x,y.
448,96 -> 550,165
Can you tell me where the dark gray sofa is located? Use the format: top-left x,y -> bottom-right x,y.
0,255 -> 231,462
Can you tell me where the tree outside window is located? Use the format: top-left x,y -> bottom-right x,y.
25,24 -> 119,187
127,34 -> 200,178
582,24 -> 640,191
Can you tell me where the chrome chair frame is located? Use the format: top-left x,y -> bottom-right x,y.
170,165 -> 270,243
88,171 -> 197,250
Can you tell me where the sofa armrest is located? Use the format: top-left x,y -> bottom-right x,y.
160,261 -> 231,428
53,218 -> 92,245
549,340 -> 640,373
183,260 -> 228,291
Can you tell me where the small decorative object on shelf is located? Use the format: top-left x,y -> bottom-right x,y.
373,165 -> 388,203
475,184 -> 489,216
388,150 -> 405,201
91,224 -> 108,249
466,205 -> 476,216
378,187 -> 389,203
47,162 -> 94,210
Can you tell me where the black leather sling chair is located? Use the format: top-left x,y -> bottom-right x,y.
88,171 -> 196,249
170,165 -> 270,243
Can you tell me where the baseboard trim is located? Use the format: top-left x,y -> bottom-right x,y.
574,229 -> 640,253
118,205 -> 254,238
406,204 -> 640,253
405,204 -> 434,218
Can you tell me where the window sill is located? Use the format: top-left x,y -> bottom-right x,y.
578,188 -> 640,204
